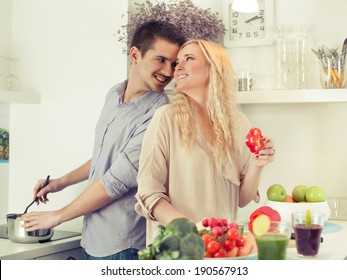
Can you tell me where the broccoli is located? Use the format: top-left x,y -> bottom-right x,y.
164,217 -> 198,236
178,232 -> 205,260
138,218 -> 205,260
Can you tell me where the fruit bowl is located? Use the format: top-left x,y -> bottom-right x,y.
264,200 -> 331,225
204,252 -> 257,260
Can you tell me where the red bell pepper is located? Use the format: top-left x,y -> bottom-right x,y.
245,127 -> 264,154
248,206 -> 281,232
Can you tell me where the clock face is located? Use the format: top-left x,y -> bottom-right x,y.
229,1 -> 266,41
223,0 -> 274,47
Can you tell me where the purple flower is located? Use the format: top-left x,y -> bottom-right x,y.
117,0 -> 226,48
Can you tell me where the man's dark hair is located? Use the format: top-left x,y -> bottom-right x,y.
130,20 -> 186,56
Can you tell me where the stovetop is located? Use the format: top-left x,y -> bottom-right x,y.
0,224 -> 81,243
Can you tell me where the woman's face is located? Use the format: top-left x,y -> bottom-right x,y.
174,43 -> 209,99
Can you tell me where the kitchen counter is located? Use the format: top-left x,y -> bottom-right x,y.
1,221 -> 346,260
0,223 -> 83,260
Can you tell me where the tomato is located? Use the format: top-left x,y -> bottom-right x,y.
223,239 -> 236,251
204,251 -> 213,258
206,240 -> 220,254
227,222 -> 238,230
226,228 -> 240,241
214,248 -> 227,258
201,233 -> 214,246
236,236 -> 245,247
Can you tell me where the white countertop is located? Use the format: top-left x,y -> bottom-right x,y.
0,223 -> 82,260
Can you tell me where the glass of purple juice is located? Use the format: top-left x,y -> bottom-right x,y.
291,212 -> 325,257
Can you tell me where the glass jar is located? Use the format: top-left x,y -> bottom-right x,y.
319,56 -> 346,88
292,27 -> 308,89
274,26 -> 292,90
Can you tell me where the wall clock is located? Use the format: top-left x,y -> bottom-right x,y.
222,0 -> 275,47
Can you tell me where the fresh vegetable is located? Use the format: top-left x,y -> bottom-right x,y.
245,127 -> 264,153
248,206 -> 281,232
237,233 -> 256,256
251,214 -> 271,236
199,217 -> 255,258
137,218 -> 205,260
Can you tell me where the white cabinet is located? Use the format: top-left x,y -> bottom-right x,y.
34,247 -> 84,260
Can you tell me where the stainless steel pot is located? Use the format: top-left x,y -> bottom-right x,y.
6,213 -> 54,243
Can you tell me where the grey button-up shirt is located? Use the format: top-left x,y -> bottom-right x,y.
81,81 -> 170,257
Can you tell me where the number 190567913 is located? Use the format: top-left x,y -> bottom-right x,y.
194,266 -> 248,276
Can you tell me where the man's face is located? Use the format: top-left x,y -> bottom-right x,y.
131,38 -> 180,93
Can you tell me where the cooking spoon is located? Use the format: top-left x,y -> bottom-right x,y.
23,175 -> 50,215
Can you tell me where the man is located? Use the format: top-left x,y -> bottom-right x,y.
19,21 -> 186,260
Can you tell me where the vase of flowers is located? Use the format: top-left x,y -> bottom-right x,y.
117,0 -> 225,50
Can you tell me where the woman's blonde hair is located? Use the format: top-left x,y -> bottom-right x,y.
172,39 -> 239,166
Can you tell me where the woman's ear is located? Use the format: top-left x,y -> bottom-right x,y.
129,46 -> 140,65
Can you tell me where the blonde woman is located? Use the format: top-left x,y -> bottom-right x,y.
135,39 -> 275,244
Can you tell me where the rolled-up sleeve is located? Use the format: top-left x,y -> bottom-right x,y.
135,106 -> 171,221
102,117 -> 152,199
103,152 -> 139,198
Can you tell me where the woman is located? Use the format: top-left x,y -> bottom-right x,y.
135,39 -> 275,244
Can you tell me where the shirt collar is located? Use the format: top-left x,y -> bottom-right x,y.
115,80 -> 167,112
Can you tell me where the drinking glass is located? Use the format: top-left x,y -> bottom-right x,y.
255,221 -> 291,260
237,70 -> 256,91
291,212 -> 324,257
326,196 -> 347,220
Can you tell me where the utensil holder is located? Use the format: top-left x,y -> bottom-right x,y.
319,56 -> 346,88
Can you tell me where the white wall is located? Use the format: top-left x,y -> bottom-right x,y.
0,0 -> 12,221
0,104 -> 9,219
6,0 -> 127,230
0,0 -> 11,56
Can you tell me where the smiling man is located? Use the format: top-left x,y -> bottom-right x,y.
19,21 -> 186,260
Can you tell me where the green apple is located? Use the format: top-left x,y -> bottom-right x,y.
267,184 -> 287,202
306,186 -> 326,202
292,185 -> 308,202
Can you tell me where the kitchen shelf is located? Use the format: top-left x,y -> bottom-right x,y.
0,89 -> 41,104
237,89 -> 347,104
